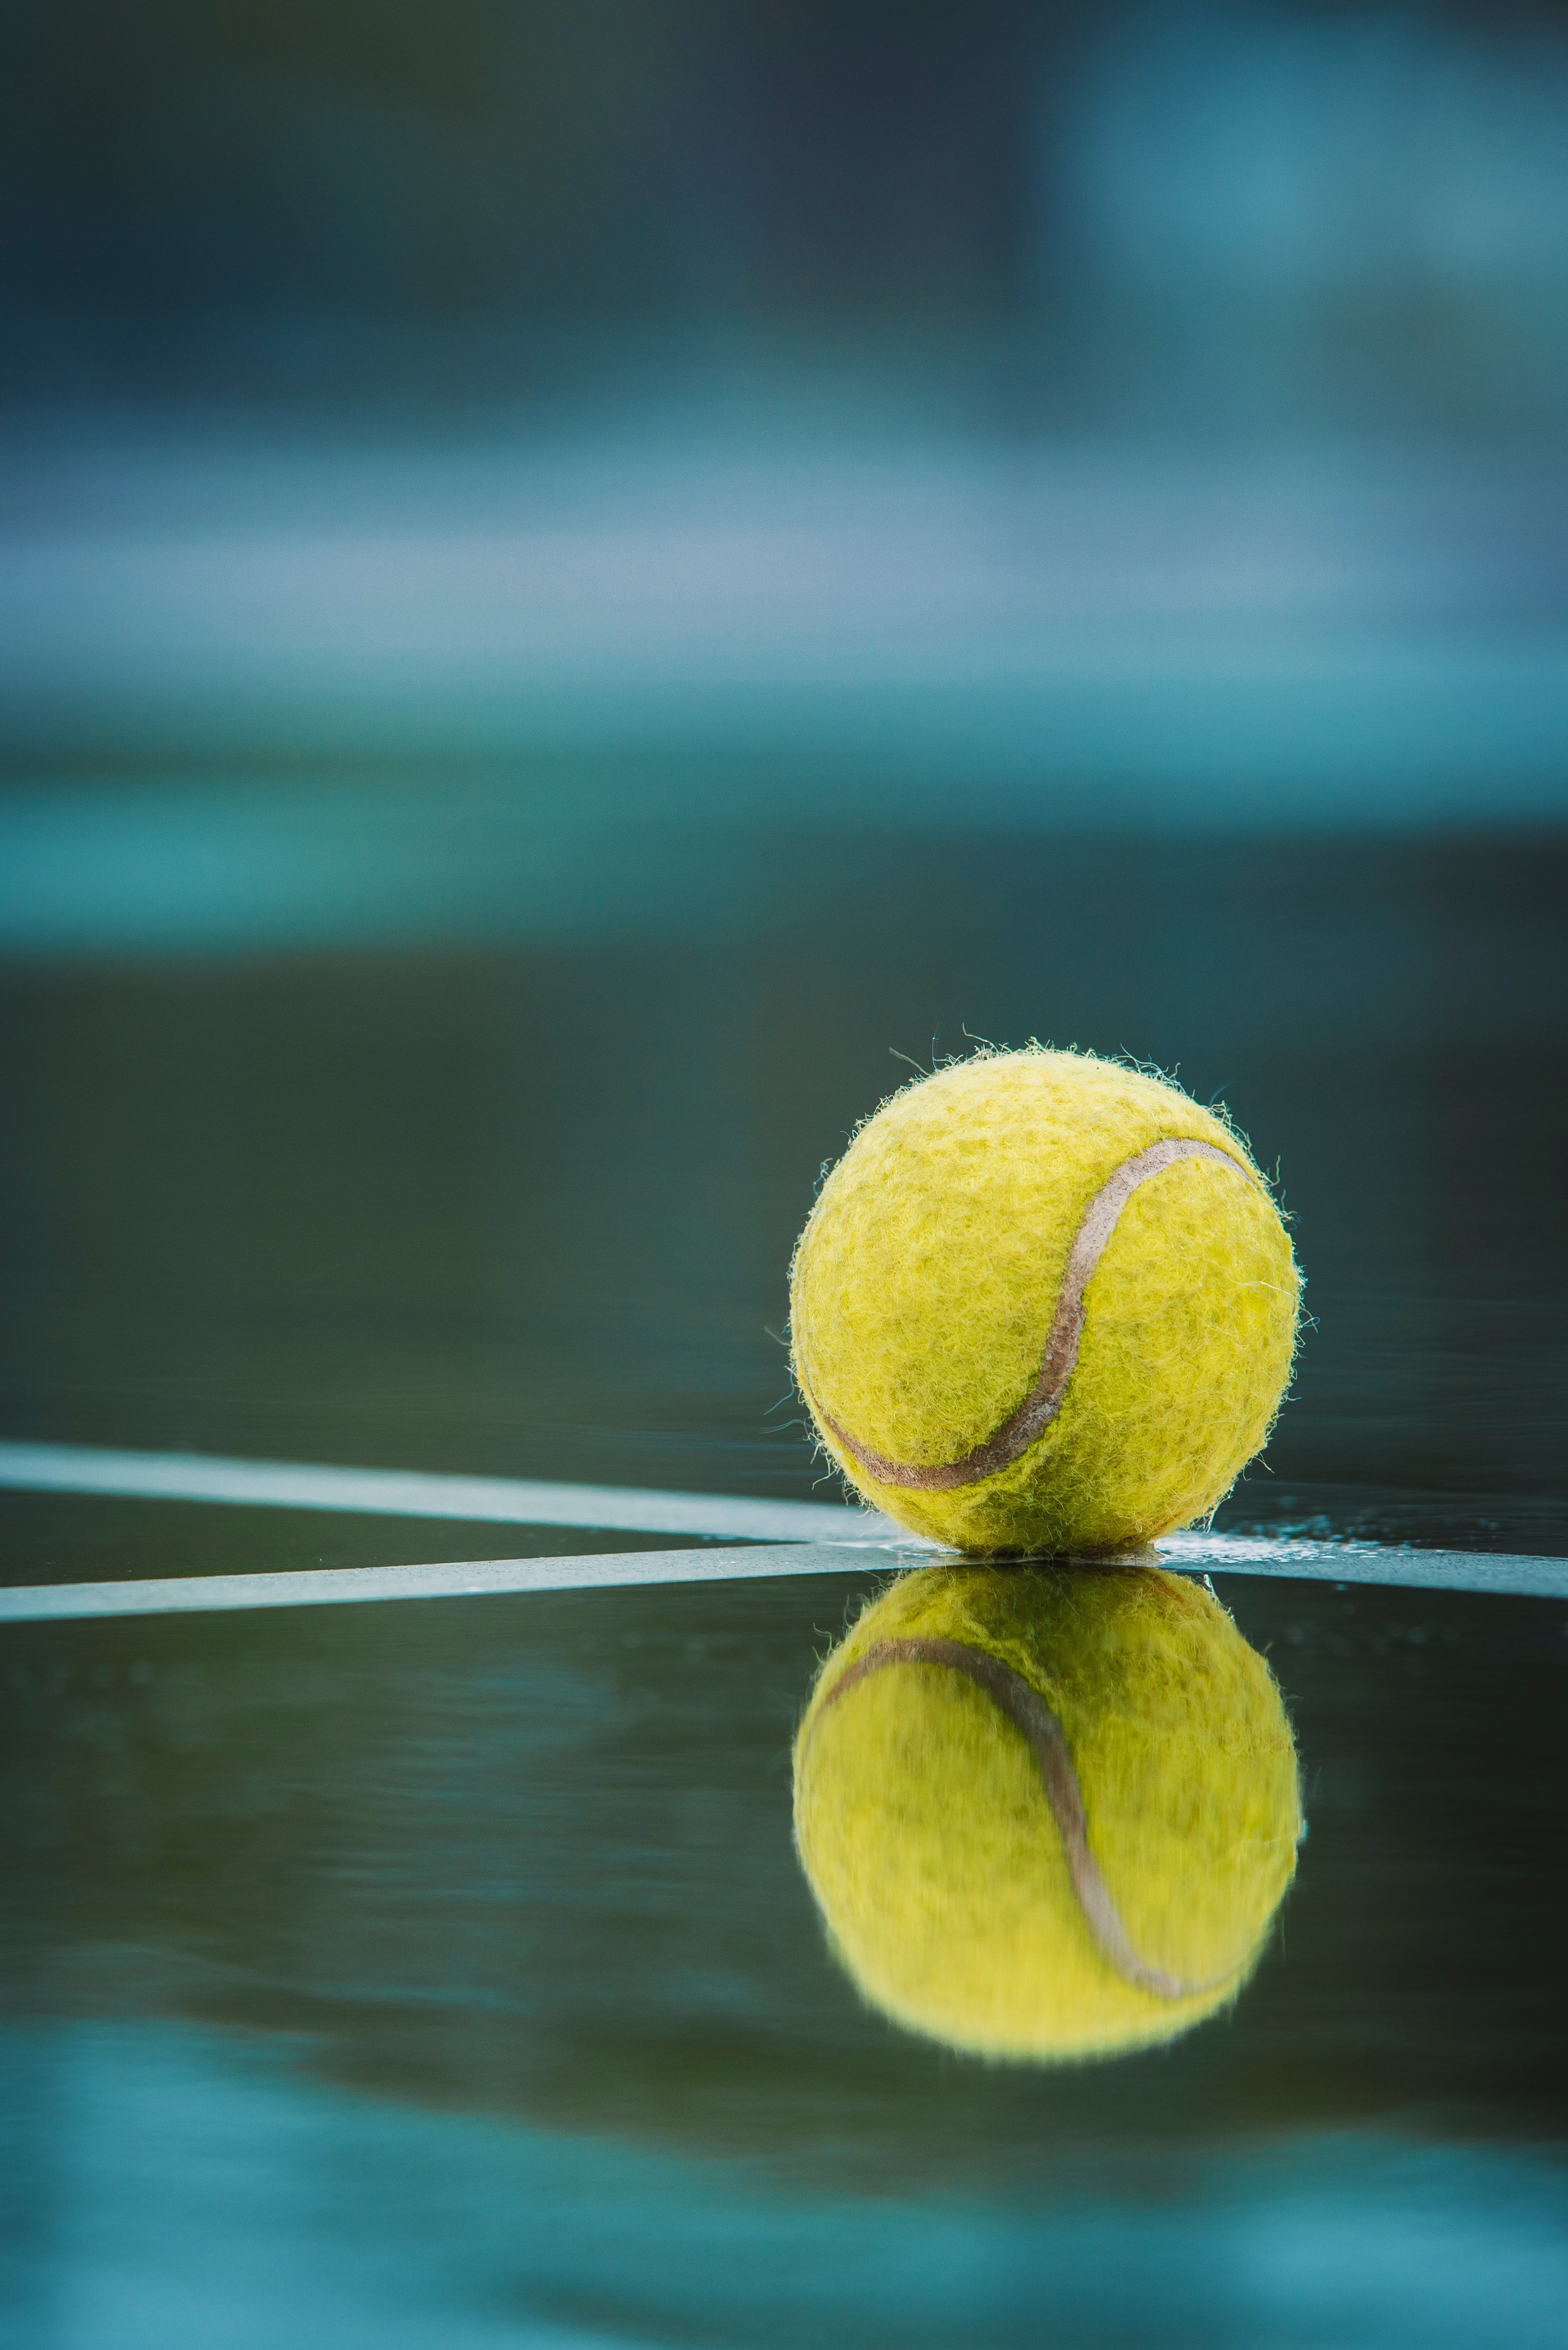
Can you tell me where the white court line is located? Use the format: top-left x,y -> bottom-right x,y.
0,1532 -> 1561,1626
0,1440 -> 893,1544
0,1542 -> 900,1620
0,1440 -> 1564,1619
0,1536 -> 1564,1622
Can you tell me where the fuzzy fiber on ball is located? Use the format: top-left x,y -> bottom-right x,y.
790,1047 -> 1300,1555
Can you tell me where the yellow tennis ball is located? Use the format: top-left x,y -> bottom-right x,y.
790,1046 -> 1300,1556
793,1562 -> 1302,2064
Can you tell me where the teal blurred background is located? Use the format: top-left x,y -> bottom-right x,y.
7,0 -> 1568,418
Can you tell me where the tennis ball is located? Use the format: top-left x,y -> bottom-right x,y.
790,1046 -> 1299,1556
793,1561 -> 1302,2064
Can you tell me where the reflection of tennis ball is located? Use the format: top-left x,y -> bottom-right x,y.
793,1562 -> 1302,2064
790,1047 -> 1299,1557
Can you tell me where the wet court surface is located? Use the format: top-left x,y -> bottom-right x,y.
2,817 -> 1566,2346
4,1562 -> 1568,2347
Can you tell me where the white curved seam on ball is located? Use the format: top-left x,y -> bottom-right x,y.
800,1137 -> 1259,1492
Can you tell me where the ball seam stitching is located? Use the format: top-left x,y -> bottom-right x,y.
800,1137 -> 1257,1491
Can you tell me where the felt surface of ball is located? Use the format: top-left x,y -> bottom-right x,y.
793,1562 -> 1302,2064
790,1047 -> 1300,1556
